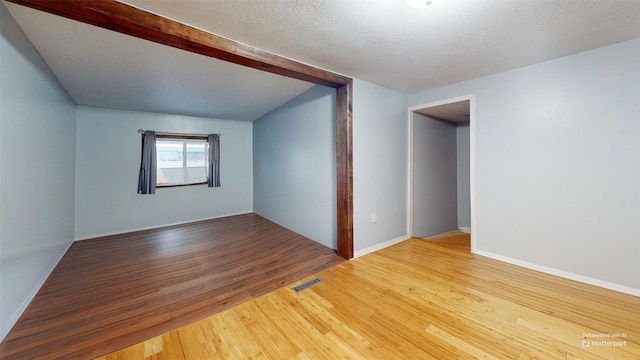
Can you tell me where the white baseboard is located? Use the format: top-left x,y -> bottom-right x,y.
74,211 -> 253,241
473,249 -> 640,297
353,235 -> 411,259
1,240 -> 74,343
458,227 -> 471,234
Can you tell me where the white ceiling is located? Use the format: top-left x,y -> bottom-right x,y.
416,100 -> 469,123
6,0 -> 640,121
123,0 -> 640,93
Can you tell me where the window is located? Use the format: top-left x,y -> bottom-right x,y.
156,136 -> 208,187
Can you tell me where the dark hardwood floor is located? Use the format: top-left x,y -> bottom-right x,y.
0,213 -> 344,360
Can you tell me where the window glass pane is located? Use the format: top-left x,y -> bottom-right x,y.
156,138 -> 208,186
157,140 -> 183,185
157,140 -> 183,168
186,142 -> 207,182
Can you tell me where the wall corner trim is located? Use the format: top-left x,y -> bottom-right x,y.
353,235 -> 410,259
473,249 -> 640,297
74,211 -> 254,241
0,240 -> 74,343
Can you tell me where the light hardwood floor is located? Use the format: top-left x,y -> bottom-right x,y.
99,232 -> 640,359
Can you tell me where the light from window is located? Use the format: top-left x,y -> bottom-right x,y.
156,138 -> 208,186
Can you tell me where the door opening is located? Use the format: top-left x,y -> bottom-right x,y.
407,95 -> 476,251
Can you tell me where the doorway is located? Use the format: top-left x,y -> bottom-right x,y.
408,95 -> 476,251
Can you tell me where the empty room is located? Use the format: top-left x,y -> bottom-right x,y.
1,1 -> 638,359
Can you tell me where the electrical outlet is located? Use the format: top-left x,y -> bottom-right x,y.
372,212 -> 378,224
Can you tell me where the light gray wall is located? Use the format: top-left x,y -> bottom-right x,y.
253,85 -> 337,249
409,38 -> 640,291
412,113 -> 458,237
456,122 -> 471,228
353,79 -> 408,252
0,3 -> 77,341
74,106 -> 253,239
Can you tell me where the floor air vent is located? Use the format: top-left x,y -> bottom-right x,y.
292,277 -> 322,293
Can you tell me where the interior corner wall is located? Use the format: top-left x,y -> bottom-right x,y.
409,38 -> 640,292
412,113 -> 458,237
353,79 -> 409,252
0,3 -> 77,341
456,122 -> 471,228
74,106 -> 253,239
253,85 -> 337,249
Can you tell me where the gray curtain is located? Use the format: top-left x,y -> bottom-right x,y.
207,134 -> 221,187
137,131 -> 157,194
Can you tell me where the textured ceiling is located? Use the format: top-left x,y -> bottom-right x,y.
124,0 -> 640,93
6,0 -> 640,121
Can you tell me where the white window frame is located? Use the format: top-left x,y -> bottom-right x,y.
156,136 -> 208,187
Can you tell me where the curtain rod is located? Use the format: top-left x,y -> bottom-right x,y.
137,129 -> 221,137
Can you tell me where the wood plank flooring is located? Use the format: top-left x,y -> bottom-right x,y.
0,213 -> 344,360
100,232 -> 639,359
